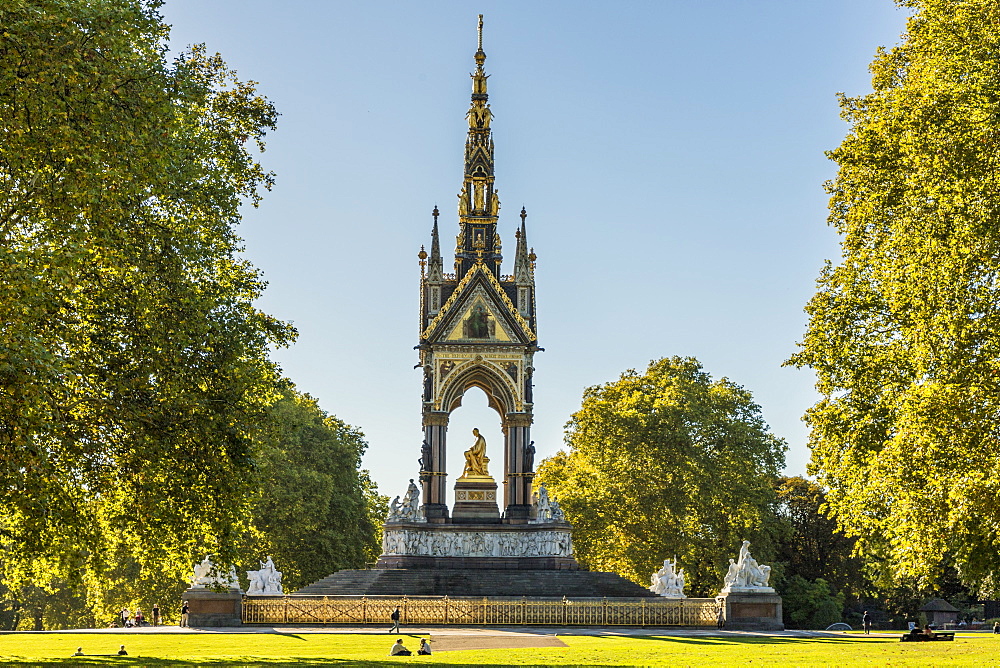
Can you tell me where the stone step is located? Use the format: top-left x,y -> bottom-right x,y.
295,569 -> 656,598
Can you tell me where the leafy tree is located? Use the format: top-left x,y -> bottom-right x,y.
789,0 -> 1000,595
774,477 -> 862,596
242,385 -> 387,591
782,576 -> 844,630
536,357 -> 786,596
0,384 -> 387,629
0,0 -> 293,589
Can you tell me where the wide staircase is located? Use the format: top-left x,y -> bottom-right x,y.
295,568 -> 656,598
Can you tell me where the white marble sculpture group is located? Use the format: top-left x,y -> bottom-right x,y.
530,483 -> 566,523
246,556 -> 283,596
190,556 -> 240,590
721,540 -> 774,593
649,557 -> 686,598
382,527 -> 574,558
643,540 -> 774,597
386,478 -> 426,523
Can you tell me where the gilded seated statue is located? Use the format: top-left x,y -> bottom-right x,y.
462,428 -> 490,477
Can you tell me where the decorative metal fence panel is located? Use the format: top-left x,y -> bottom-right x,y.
243,596 -> 718,627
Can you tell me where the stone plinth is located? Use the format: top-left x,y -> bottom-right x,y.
717,592 -> 783,631
451,475 -> 500,523
183,588 -> 243,627
375,521 -> 577,570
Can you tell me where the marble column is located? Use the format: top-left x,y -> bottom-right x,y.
503,412 -> 533,522
422,411 -> 450,522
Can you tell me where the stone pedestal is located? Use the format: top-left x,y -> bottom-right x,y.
183,588 -> 243,627
717,592 -> 783,631
452,475 -> 500,524
375,521 -> 578,570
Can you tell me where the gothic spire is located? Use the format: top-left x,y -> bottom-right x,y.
514,206 -> 532,284
428,206 -> 443,282
455,14 -> 500,277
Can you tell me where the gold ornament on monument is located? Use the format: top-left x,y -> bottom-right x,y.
461,428 -> 491,479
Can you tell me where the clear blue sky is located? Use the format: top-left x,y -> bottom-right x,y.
161,1 -> 908,501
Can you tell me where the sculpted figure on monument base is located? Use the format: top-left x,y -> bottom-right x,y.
190,556 -> 239,589
462,428 -> 490,477
381,527 -> 574,559
649,557 -> 687,598
246,556 -> 283,596
530,483 -> 566,523
720,540 -> 774,593
386,479 -> 426,523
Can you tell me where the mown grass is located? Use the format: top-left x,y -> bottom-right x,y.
0,631 -> 997,666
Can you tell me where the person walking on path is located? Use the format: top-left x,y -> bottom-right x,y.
716,605 -> 725,630
151,603 -> 160,627
862,610 -> 872,634
389,606 -> 401,634
993,621 -> 999,634
134,608 -> 144,628
180,600 -> 190,628
120,608 -> 130,628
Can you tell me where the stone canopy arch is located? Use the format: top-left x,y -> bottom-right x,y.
439,359 -> 519,417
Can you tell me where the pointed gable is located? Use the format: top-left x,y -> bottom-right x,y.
423,262 -> 535,344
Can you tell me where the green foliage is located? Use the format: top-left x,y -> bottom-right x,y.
782,576 -> 845,630
788,0 -> 1000,595
774,477 -> 864,598
537,357 -> 786,595
242,385 -> 387,591
0,384 -> 386,629
1,0 -> 293,594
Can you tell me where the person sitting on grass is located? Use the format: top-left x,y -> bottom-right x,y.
417,638 -> 432,655
389,638 -> 411,656
118,645 -> 128,656
72,648 -> 84,656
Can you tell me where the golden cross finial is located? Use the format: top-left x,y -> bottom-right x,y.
478,15 -> 484,51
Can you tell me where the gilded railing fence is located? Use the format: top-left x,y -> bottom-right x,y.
243,596 -> 718,627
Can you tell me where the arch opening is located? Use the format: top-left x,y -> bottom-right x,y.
445,386 -> 502,487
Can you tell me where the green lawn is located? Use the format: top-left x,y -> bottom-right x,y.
1,632 -> 997,666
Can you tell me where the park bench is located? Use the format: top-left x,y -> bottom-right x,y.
899,631 -> 955,642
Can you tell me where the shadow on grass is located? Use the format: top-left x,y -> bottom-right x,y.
635,634 -> 884,647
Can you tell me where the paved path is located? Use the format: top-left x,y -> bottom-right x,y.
4,626 -> 920,638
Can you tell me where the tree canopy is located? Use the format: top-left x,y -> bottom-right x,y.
789,0 -> 1000,595
0,0 -> 294,584
246,384 -> 386,592
536,357 -> 786,596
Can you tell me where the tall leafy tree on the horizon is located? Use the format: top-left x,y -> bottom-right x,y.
537,357 -> 786,596
246,384 -> 387,592
0,0 -> 294,585
790,0 -> 1000,595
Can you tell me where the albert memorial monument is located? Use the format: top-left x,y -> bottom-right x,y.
295,17 -> 652,598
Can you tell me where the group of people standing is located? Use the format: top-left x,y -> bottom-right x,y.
117,604 -> 160,628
